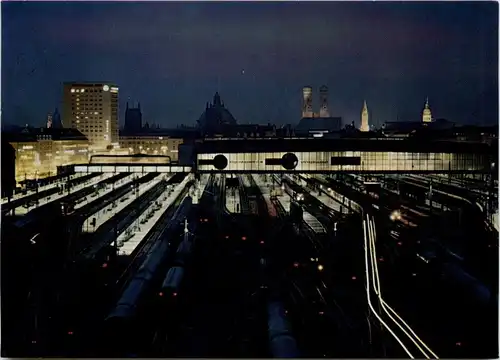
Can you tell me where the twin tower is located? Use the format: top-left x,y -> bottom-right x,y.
301,85 -> 331,118
302,85 -> 370,132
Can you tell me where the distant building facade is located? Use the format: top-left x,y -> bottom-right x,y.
62,82 -> 119,150
124,102 -> 143,133
3,127 -> 90,182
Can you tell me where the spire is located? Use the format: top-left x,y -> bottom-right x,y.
213,92 -> 221,106
422,97 -> 432,123
360,100 -> 369,132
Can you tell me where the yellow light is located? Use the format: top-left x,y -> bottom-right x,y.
317,264 -> 324,271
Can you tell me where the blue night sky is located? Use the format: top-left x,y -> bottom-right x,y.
2,1 -> 498,128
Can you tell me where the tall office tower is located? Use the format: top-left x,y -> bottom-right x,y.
63,82 -> 119,149
422,97 -> 432,123
302,86 -> 314,118
360,100 -> 370,132
46,113 -> 53,128
124,102 -> 143,133
319,85 -> 330,118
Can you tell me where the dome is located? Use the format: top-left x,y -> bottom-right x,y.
197,92 -> 237,131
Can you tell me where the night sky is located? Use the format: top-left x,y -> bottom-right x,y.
2,1 -> 498,129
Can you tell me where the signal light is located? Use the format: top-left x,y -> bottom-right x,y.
260,240 -> 264,244
158,292 -> 163,297
102,263 -> 108,268
241,236 -> 247,241
31,340 -> 37,344
397,242 -> 402,246
351,276 -> 357,280
456,342 -> 462,346
318,311 -> 324,315
173,292 -> 178,297
225,235 -> 229,239
293,262 -> 299,268
379,257 -> 384,262
67,331 -> 73,335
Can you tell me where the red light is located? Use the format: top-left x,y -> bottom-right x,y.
260,240 -> 264,244
284,310 -> 288,314
102,263 -> 108,268
319,311 -> 324,315
293,262 -> 299,268
379,257 -> 384,262
204,218 -> 208,222
397,242 -> 402,246
351,276 -> 357,280
31,340 -> 37,344
158,292 -> 163,297
67,331 -> 73,335
172,292 -> 178,297
241,236 -> 247,241
225,235 -> 229,239
456,342 -> 462,346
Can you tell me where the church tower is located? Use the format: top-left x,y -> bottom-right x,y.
319,85 -> 330,118
360,100 -> 369,132
302,86 -> 314,118
422,97 -> 432,123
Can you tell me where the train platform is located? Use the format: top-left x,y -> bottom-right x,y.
83,175 -> 162,233
14,173 -> 115,216
117,174 -> 192,256
74,174 -> 135,210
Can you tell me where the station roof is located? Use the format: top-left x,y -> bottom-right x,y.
195,137 -> 493,155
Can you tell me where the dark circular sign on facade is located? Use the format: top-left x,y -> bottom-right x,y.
213,154 -> 228,170
281,153 -> 299,170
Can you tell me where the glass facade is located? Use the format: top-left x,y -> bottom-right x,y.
11,139 -> 89,182
74,165 -> 191,173
196,151 -> 489,173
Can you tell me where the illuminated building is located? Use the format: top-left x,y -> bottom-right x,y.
318,85 -> 330,118
62,82 -> 119,150
119,133 -> 183,162
422,97 -> 433,123
360,100 -> 370,132
302,86 -> 314,118
124,102 -> 143,133
4,127 -> 90,182
297,85 -> 342,137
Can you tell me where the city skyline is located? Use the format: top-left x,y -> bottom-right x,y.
2,1 -> 498,128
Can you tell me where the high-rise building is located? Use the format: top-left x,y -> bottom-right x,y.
302,86 -> 314,118
62,82 -> 119,149
319,85 -> 330,118
360,100 -> 370,132
422,97 -> 432,123
124,102 -> 143,133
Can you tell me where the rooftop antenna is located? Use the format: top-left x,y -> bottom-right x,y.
184,219 -> 189,234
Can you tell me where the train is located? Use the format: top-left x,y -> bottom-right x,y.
105,195 -> 193,322
158,218 -> 197,299
267,301 -> 300,358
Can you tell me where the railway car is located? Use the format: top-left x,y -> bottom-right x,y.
267,301 -> 300,358
106,196 -> 192,320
